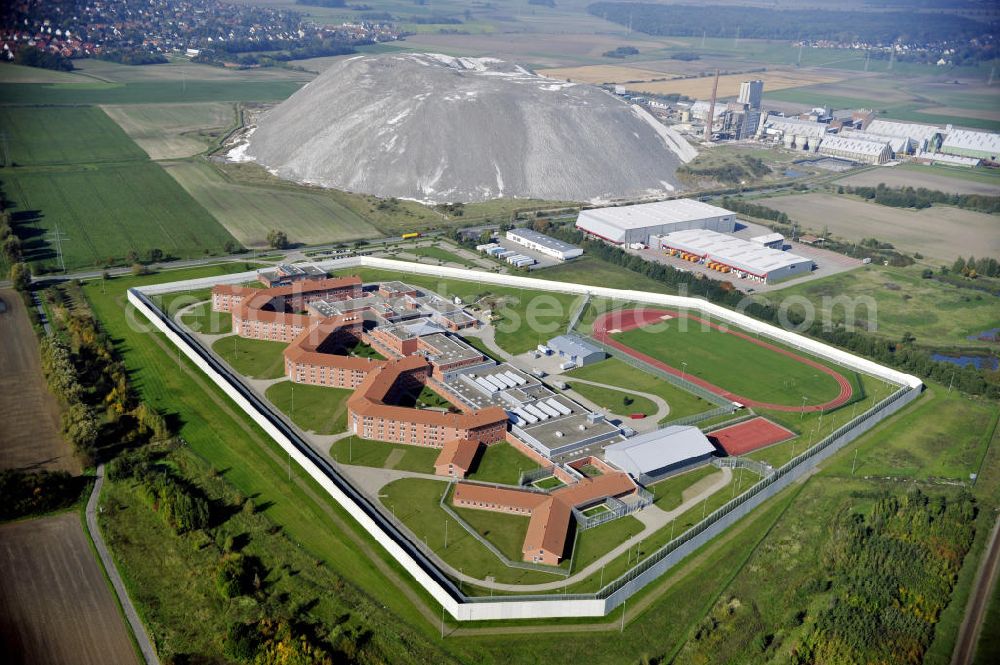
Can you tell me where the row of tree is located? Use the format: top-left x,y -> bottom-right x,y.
0,469 -> 86,521
840,183 -> 1000,214
544,224 -> 999,397
109,448 -> 211,533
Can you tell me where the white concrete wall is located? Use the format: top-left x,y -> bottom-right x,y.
133,256 -> 922,621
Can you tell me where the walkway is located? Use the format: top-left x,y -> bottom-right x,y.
86,464 -> 161,665
952,512 -> 1000,665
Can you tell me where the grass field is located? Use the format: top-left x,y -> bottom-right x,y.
821,387 -> 997,482
5,162 -> 236,271
179,302 -> 232,335
466,443 -> 542,485
769,264 -> 1000,350
101,103 -> 236,160
757,192 -> 1000,262
538,255 -> 674,294
408,245 -> 473,266
0,106 -> 147,166
210,336 -> 287,379
453,506 -> 534,563
570,515 -> 644,574
0,512 -> 139,665
0,288 -> 77,473
612,318 -> 845,407
647,466 -> 722,510
265,381 -> 352,435
380,478 -> 564,585
0,80 -> 303,105
567,380 -> 658,419
161,160 -> 381,248
329,436 -> 440,473
567,358 -> 715,423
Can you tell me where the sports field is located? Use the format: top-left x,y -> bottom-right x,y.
5,162 -> 236,271
101,102 -> 236,160
164,160 -> 381,247
708,418 -> 796,456
593,310 -> 850,410
0,513 -> 139,665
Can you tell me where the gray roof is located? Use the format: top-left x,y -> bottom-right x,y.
507,228 -> 581,254
548,334 -> 603,358
604,426 -> 714,476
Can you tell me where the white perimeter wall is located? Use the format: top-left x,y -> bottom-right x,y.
134,257 -> 921,620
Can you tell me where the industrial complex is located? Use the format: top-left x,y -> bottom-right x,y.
575,199 -> 737,245
652,228 -> 813,284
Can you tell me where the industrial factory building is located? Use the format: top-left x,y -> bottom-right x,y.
817,135 -> 893,165
575,199 -> 738,246
506,228 -> 583,261
652,229 -> 814,284
940,129 -> 1000,162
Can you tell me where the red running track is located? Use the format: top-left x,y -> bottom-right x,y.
591,309 -> 852,413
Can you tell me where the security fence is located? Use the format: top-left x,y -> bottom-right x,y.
573,488 -> 655,531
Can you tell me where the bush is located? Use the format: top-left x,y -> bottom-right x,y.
0,470 -> 85,521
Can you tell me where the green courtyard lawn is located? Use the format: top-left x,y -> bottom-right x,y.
534,476 -> 566,491
453,505 -> 534,563
328,437 -> 441,473
647,465 -> 722,511
179,301 -> 232,335
348,340 -> 385,360
379,478 -> 564,585
613,316 -> 846,407
210,335 -> 287,379
567,380 -> 658,418
466,442 -> 543,486
570,515 -> 644,575
567,358 -> 715,423
265,381 -> 352,435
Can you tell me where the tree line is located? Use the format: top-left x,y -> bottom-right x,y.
840,183 -> 1000,214
0,469 -> 87,522
544,224 -> 999,398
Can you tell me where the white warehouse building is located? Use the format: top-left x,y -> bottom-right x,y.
604,426 -> 716,481
575,199 -> 737,245
505,228 -> 583,261
653,228 -> 814,284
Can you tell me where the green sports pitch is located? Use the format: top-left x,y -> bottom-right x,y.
609,314 -> 848,408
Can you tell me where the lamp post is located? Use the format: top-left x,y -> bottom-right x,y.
681,361 -> 688,382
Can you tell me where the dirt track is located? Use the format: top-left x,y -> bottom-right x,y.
0,512 -> 139,665
0,288 -> 77,473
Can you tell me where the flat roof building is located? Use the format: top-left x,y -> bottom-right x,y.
941,129 -> 1000,162
750,232 -> 784,249
506,228 -> 583,261
547,334 -> 605,367
653,229 -> 813,284
576,199 -> 738,245
604,426 -> 716,481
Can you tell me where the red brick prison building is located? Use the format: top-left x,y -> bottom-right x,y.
453,472 -> 638,565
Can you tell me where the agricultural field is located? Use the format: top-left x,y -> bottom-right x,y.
162,160 -> 380,247
0,80 -> 304,106
0,289 -> 77,473
769,264 -> 1000,350
759,192 -> 1000,261
836,164 -> 1000,196
610,314 -> 847,408
546,66 -> 849,100
535,63 -> 676,84
5,162 -> 236,271
0,62 -> 92,84
0,106 -> 147,166
0,513 -> 138,665
101,103 -> 236,160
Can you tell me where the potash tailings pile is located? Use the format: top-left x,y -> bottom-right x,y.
239,53 -> 697,204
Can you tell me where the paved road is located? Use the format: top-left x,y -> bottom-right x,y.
86,464 -> 161,665
952,511 -> 1000,665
